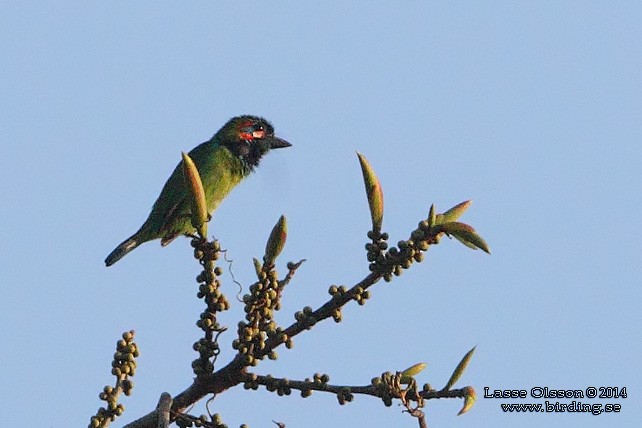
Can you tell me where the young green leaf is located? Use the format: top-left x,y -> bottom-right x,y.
441,200 -> 472,223
458,386 -> 477,416
399,362 -> 427,384
440,222 -> 490,254
444,347 -> 476,391
253,257 -> 263,278
428,204 -> 436,227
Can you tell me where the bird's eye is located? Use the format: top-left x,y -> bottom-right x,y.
251,126 -> 265,139
239,124 -> 266,141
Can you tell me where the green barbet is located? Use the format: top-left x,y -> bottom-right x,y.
105,115 -> 291,266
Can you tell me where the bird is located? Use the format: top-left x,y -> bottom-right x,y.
105,115 -> 291,266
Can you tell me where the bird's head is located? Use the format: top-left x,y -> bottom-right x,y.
217,115 -> 291,169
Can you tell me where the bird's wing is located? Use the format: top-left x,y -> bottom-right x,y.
142,159 -> 190,236
158,195 -> 190,238
142,141 -> 218,243
151,141 -> 215,239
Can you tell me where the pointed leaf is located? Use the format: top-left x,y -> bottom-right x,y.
444,347 -> 476,391
441,222 -> 490,254
253,257 -> 263,278
264,215 -> 287,265
356,152 -> 384,233
181,152 -> 208,238
452,233 -> 480,250
399,362 -> 427,384
428,204 -> 436,227
457,386 -> 477,416
441,200 -> 472,223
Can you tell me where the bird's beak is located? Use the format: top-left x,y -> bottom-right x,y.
268,136 -> 292,149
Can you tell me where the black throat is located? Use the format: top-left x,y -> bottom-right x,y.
223,139 -> 267,174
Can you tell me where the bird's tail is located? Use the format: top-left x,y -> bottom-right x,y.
105,235 -> 140,267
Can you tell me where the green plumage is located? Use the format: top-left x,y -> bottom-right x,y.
105,115 -> 290,266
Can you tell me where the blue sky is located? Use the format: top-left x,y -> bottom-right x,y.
1,2 -> 640,427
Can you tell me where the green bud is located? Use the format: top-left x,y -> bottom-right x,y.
264,215 -> 287,265
357,152 -> 384,233
181,152 -> 208,238
411,229 -> 424,241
